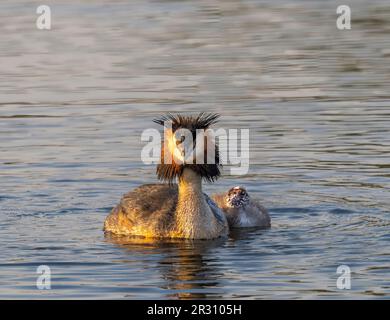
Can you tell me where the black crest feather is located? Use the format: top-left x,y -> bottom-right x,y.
153,112 -> 222,183
153,112 -> 220,131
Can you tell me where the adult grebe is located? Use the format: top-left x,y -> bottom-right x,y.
212,186 -> 271,228
104,113 -> 228,240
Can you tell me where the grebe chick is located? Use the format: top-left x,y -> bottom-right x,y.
212,186 -> 271,228
104,113 -> 228,240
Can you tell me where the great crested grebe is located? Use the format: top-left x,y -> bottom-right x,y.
104,113 -> 228,240
212,186 -> 271,228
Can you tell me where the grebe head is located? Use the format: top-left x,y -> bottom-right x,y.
153,112 -> 221,183
226,186 -> 250,208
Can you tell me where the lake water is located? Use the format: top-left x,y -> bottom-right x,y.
0,0 -> 389,299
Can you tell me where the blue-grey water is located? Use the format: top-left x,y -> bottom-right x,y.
0,0 -> 389,299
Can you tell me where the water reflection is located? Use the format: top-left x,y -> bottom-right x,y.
105,233 -> 226,299
228,227 -> 271,242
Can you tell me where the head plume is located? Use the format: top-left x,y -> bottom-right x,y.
153,112 -> 222,183
153,112 -> 220,131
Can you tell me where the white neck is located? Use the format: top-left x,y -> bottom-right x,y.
175,168 -> 218,239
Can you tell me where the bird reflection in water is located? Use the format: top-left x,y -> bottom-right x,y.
104,233 -> 227,299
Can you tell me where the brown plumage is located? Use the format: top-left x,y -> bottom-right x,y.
104,113 -> 228,240
154,112 -> 222,183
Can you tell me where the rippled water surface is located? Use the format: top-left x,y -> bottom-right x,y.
1,0 -> 389,299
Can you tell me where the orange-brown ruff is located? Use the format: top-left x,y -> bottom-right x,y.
104,113 -> 228,239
